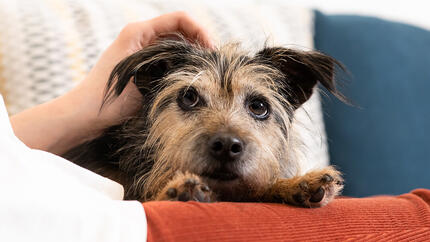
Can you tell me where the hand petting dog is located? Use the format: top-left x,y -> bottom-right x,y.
10,12 -> 212,155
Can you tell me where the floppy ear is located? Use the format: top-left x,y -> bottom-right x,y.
255,47 -> 345,109
104,38 -> 193,104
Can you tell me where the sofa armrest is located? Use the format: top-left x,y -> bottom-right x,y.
143,189 -> 430,241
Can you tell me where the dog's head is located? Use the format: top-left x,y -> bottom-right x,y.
105,36 -> 344,201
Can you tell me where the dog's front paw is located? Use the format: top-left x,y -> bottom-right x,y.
270,166 -> 343,207
290,167 -> 343,207
155,172 -> 215,202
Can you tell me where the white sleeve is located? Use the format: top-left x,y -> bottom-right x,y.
0,96 -> 147,242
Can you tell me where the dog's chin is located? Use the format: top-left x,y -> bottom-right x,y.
199,161 -> 243,182
205,176 -> 246,201
201,170 -> 239,181
199,167 -> 250,201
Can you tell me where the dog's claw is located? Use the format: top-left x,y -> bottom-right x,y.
309,187 -> 325,203
166,188 -> 177,198
178,191 -> 191,201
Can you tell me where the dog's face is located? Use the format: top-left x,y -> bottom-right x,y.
106,37 -> 343,201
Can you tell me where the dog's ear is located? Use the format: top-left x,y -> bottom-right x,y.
104,38 -> 192,104
255,47 -> 345,109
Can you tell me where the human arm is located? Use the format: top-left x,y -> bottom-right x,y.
10,12 -> 213,155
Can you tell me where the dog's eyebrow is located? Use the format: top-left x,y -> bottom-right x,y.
246,90 -> 267,99
188,70 -> 205,87
150,93 -> 175,117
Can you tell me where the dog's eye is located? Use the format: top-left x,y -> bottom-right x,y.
178,87 -> 200,110
247,98 -> 270,120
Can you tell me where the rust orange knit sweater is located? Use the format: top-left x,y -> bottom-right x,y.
143,189 -> 430,241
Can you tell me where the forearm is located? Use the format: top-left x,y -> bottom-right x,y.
10,89 -> 101,155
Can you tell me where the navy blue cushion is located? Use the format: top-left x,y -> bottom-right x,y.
314,11 -> 430,197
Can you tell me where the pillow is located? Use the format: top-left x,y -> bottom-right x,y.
143,189 -> 430,241
314,11 -> 430,196
0,0 -> 329,172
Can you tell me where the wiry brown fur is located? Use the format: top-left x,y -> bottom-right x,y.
65,35 -> 344,207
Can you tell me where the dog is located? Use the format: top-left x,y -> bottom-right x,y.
65,35 -> 345,207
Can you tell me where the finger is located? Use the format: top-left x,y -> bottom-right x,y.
149,12 -> 214,48
176,13 -> 214,48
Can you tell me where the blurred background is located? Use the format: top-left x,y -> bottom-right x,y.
280,0 -> 430,30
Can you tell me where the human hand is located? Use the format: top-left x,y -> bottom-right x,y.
11,12 -> 213,154
72,11 -> 213,131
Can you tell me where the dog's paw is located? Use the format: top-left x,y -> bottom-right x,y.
272,167 -> 343,208
155,172 -> 214,202
291,167 -> 343,207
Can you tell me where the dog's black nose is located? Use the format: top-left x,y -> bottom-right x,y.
208,134 -> 244,162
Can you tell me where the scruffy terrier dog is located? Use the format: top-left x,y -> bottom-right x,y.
65,35 -> 344,208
